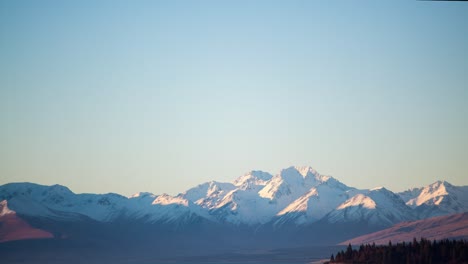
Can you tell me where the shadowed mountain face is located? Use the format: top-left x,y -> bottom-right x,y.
0,166 -> 467,251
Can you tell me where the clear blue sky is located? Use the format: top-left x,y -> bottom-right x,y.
1,0 -> 467,196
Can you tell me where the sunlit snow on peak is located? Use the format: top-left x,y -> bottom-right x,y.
0,200 -> 15,216
152,194 -> 189,206
337,194 -> 377,210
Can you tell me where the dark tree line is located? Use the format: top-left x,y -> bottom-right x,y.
327,238 -> 468,264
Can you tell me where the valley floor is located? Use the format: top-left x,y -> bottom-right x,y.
0,239 -> 344,264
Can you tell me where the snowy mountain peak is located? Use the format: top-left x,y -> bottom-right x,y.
278,166 -> 306,184
181,181 -> 236,206
367,187 -> 406,207
206,181 -> 223,196
0,200 -> 15,217
404,181 -> 450,208
326,188 -> 415,227
233,170 -> 272,191
259,166 -> 339,201
295,166 -> 319,177
337,194 -> 376,210
395,180 -> 468,219
370,186 -> 392,192
153,194 -> 189,206
234,170 -> 272,185
427,180 -> 450,192
427,180 -> 449,191
294,165 -> 335,183
274,179 -> 355,226
129,192 -> 156,199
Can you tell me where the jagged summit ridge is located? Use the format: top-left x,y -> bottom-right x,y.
324,187 -> 417,227
398,180 -> 468,219
0,166 -> 466,228
233,170 -> 272,190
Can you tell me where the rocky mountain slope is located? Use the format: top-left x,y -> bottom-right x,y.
341,212 -> 468,245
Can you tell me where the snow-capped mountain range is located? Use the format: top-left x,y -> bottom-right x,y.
1,165 -> 466,230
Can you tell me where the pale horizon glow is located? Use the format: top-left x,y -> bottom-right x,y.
1,1 -> 467,196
